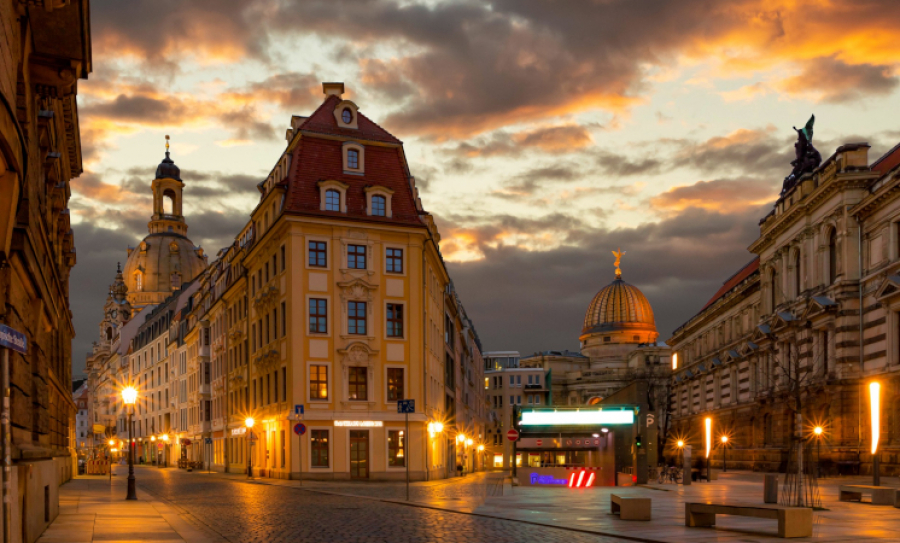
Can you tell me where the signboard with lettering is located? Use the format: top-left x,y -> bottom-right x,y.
515,437 -> 602,449
0,324 -> 27,354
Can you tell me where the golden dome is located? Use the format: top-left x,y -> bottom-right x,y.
581,277 -> 657,342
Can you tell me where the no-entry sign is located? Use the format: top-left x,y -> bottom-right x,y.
507,429 -> 519,442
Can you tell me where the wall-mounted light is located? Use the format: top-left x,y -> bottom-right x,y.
672,353 -> 678,370
870,382 -> 881,454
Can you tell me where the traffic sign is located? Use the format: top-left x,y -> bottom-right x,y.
294,404 -> 304,416
204,437 -> 212,445
397,399 -> 415,414
536,439 -> 542,447
0,324 -> 27,354
506,429 -> 520,442
293,423 -> 307,436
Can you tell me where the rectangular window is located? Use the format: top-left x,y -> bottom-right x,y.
309,241 -> 327,267
387,303 -> 404,338
280,430 -> 286,468
348,301 -> 367,335
310,365 -> 328,400
281,367 -> 286,401
386,248 -> 403,274
388,429 -> 405,467
309,299 -> 327,334
281,245 -> 286,272
311,430 -> 329,467
348,244 -> 367,269
281,302 -> 286,337
349,367 -> 367,400
274,371 -> 279,403
387,368 -> 404,401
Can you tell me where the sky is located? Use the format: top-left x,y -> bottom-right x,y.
70,0 -> 900,376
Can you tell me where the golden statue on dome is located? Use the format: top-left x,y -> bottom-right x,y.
612,248 -> 625,278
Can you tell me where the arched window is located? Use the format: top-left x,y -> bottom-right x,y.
792,249 -> 801,298
828,228 -> 837,283
163,188 -> 177,216
135,271 -> 143,292
371,195 -> 386,217
325,189 -> 340,211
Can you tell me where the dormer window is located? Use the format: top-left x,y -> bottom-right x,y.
317,180 -> 349,213
334,100 -> 359,129
325,190 -> 340,211
342,109 -> 353,124
372,195 -> 386,217
343,142 -> 364,174
365,186 -> 394,218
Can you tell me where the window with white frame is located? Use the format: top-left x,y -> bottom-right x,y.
317,180 -> 348,213
364,186 -> 393,217
343,142 -> 364,173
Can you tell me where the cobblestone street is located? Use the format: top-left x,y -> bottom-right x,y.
129,467 -> 626,543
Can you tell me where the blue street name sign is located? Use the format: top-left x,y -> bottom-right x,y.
397,399 -> 415,414
0,324 -> 27,354
293,423 -> 307,436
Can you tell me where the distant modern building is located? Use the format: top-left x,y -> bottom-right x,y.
483,351 -> 549,468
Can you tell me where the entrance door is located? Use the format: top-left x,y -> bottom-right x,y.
350,431 -> 369,479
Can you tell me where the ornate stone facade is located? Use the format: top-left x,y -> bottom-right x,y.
0,1 -> 90,540
668,140 -> 900,475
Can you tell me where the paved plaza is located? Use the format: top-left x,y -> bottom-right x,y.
38,466 -> 900,542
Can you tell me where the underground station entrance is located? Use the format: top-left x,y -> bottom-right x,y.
512,405 -> 657,488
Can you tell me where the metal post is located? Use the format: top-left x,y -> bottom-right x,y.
706,453 -> 710,483
723,444 -> 727,473
817,438 -> 821,479
126,410 -> 137,500
247,432 -> 252,479
405,412 -> 410,501
874,452 -> 881,487
298,428 -> 302,487
2,348 -> 12,543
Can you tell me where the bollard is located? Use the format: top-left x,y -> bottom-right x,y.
764,473 -> 778,503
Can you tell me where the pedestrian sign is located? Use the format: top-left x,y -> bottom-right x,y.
397,399 -> 415,414
204,437 -> 212,445
293,423 -> 306,436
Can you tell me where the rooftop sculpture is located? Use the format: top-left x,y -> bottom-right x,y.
781,114 -> 822,196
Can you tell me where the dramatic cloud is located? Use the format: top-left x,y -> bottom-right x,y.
779,56 -> 898,104
651,178 -> 778,213
451,125 -> 593,158
672,127 -> 788,176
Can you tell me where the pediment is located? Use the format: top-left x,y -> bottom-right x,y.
875,275 -> 900,302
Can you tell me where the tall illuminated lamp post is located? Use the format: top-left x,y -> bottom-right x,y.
812,426 -> 823,478
870,382 -> 881,486
720,436 -> 729,473
121,386 -> 138,500
245,417 -> 255,479
704,417 -> 712,482
426,422 -> 443,481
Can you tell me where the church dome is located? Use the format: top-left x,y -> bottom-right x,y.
582,278 -> 656,336
123,233 -> 206,310
155,152 -> 182,181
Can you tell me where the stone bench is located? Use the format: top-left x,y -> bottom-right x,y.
611,494 -> 651,520
685,502 -> 812,538
839,485 -> 898,505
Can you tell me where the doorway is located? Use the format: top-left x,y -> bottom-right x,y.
350,430 -> 369,479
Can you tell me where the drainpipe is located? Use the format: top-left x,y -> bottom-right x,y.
2,347 -> 10,543
858,215 -> 864,463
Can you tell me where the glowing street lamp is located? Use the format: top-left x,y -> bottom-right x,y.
812,426 -> 824,478
672,353 -> 678,370
245,417 -> 255,479
121,386 -> 138,500
720,435 -> 729,473
870,382 -> 881,486
677,440 -> 685,448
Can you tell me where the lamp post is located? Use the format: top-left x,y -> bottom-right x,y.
704,417 -> 712,483
160,434 -> 169,468
151,435 -> 157,467
456,434 -> 466,476
870,382 -> 881,486
812,426 -> 823,478
121,386 -> 138,501
108,439 -> 116,483
245,418 -> 255,479
426,421 -> 443,481
720,436 -> 729,473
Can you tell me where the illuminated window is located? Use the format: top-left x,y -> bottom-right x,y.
388,429 -> 405,467
325,190 -> 340,211
349,367 -> 367,400
348,302 -> 367,335
310,365 -> 328,400
135,272 -> 143,292
311,429 -> 329,467
371,195 -> 385,216
387,368 -> 404,401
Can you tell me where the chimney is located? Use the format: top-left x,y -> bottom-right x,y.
322,82 -> 345,97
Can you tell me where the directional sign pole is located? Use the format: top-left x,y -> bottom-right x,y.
405,409 -> 410,502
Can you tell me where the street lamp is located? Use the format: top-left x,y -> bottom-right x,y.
704,417 -> 712,482
245,417 -> 255,479
720,436 -> 729,473
121,386 -> 138,501
151,435 -> 157,467
870,382 -> 881,486
426,421 -> 443,481
812,426 -> 823,478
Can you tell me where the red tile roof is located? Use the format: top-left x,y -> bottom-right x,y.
297,95 -> 402,144
872,142 -> 900,175
283,129 -> 424,228
700,257 -> 760,311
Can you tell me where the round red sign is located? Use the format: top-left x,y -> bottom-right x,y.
506,429 -> 519,442
536,439 -> 543,446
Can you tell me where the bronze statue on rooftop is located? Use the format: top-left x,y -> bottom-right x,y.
781,115 -> 822,196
